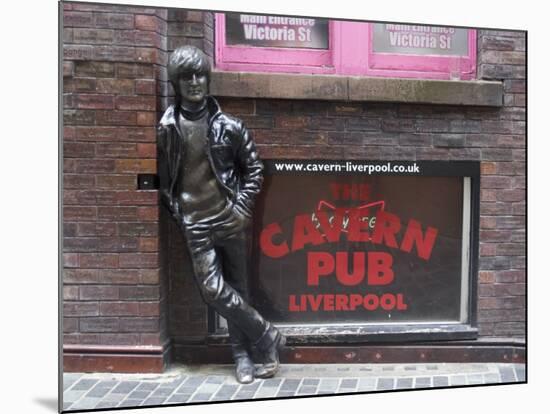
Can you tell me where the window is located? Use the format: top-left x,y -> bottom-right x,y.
215,13 -> 477,80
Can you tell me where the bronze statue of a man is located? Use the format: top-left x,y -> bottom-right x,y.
157,45 -> 285,384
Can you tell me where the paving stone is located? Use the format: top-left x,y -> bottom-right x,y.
63,390 -> 87,403
190,393 -> 212,402
118,399 -> 143,408
339,378 -> 358,391
415,377 -> 432,388
128,390 -> 153,400
377,378 -> 395,390
450,375 -> 467,386
71,379 -> 99,391
234,391 -> 257,400
483,373 -> 500,384
255,387 -> 279,398
168,393 -> 192,403
261,378 -> 283,388
318,378 -> 339,392
175,386 -> 198,394
358,378 -> 376,391
184,376 -> 207,387
302,378 -> 320,386
205,376 -> 225,384
467,374 -> 484,384
62,402 -> 73,410
151,387 -> 177,397
297,386 -> 317,394
111,381 -> 140,394
213,384 -> 239,399
276,391 -> 296,397
280,379 -> 301,392
515,365 -> 526,381
499,366 -> 517,382
86,386 -> 113,398
240,381 -> 261,392
136,382 -> 160,392
95,401 -> 118,409
73,397 -> 101,409
142,396 -> 168,406
433,376 -> 449,387
395,378 -> 413,389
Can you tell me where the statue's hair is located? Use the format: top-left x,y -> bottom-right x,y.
167,45 -> 211,90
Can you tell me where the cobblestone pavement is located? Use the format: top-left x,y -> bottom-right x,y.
63,363 -> 525,412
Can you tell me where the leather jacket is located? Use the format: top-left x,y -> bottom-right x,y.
157,96 -> 264,221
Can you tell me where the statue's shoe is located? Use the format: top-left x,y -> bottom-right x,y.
235,355 -> 255,384
254,330 -> 286,379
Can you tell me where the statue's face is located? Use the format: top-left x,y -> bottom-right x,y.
177,71 -> 208,104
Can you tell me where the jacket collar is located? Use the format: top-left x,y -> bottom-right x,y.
159,95 -> 222,128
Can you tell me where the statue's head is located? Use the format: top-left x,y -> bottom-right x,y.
167,45 -> 211,106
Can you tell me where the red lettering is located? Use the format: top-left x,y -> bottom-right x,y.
348,208 -> 371,242
307,252 -> 335,286
364,294 -> 379,310
380,293 -> 396,310
307,294 -> 323,311
288,294 -> 300,312
335,252 -> 365,286
316,211 -> 344,242
367,252 -> 394,285
260,222 -> 289,258
350,294 -> 363,310
292,214 -> 325,251
396,293 -> 408,310
324,294 -> 335,310
335,294 -> 349,310
372,210 -> 401,248
400,219 -> 438,260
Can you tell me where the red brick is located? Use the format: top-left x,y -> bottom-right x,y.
100,302 -> 140,316
64,77 -> 97,93
136,112 -> 156,126
137,143 -> 156,158
64,109 -> 96,125
63,11 -> 94,28
95,79 -> 135,95
77,223 -> 117,237
274,116 -> 308,129
80,317 -> 120,333
96,111 -> 137,126
63,253 -> 79,268
481,202 -> 512,215
64,302 -> 99,317
63,62 -> 74,77
64,206 -> 97,221
140,269 -> 160,284
64,174 -> 95,189
496,243 -> 525,256
115,95 -> 156,111
480,243 -> 497,256
79,253 -> 119,268
480,230 -> 512,242
96,143 -> 138,158
64,318 -> 79,333
478,271 -> 496,284
115,159 -> 156,173
76,126 -> 119,142
496,270 -> 525,283
115,63 -> 154,78
496,189 -> 525,202
63,45 -> 94,61
139,302 -> 160,316
135,79 -> 155,95
76,94 -> 114,110
480,216 -> 497,229
116,191 -> 158,205
94,13 -> 134,29
75,159 -> 116,174
74,61 -> 115,78
64,142 -> 95,158
137,207 -> 159,222
135,15 -> 159,31
97,269 -> 141,284
64,269 -> 99,283
96,175 -> 136,189
73,28 -> 115,44
481,176 -> 512,189
480,189 -> 496,202
119,285 -> 160,300
80,285 -> 119,300
93,46 -> 136,62
119,317 -> 159,333
139,333 -> 162,346
119,253 -> 159,268
139,237 -> 158,252
98,207 -> 138,221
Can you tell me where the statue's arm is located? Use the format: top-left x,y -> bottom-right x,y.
157,125 -> 179,218
233,121 -> 264,218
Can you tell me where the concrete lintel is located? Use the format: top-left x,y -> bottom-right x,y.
210,71 -> 503,107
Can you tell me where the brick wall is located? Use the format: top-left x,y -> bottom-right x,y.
62,1 -> 170,363
62,0 -> 526,373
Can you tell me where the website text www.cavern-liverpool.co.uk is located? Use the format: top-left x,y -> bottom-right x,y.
273,161 -> 420,174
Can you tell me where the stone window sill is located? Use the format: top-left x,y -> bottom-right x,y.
210,71 -> 503,107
